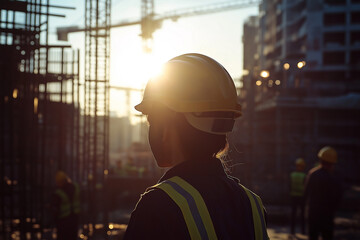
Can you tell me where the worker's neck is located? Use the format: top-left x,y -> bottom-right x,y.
168,142 -> 187,168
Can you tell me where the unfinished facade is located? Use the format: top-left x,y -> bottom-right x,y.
0,0 -> 110,238
237,0 -> 360,202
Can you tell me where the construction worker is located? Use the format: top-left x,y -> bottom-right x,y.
124,53 -> 268,239
290,158 -> 306,235
304,146 -> 342,240
52,171 -> 80,240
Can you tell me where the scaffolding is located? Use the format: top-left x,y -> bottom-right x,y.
83,0 -> 111,233
0,1 -> 82,239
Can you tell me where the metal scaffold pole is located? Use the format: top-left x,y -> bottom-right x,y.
84,0 -> 110,237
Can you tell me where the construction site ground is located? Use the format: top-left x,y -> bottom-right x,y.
11,205 -> 358,239
96,205 -> 360,240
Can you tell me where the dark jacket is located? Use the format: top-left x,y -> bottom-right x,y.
124,157 -> 260,240
304,166 -> 342,218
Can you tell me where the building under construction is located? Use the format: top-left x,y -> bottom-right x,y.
237,0 -> 360,202
0,0 -> 110,238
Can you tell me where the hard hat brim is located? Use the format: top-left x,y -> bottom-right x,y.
134,101 -> 146,114
135,100 -> 242,117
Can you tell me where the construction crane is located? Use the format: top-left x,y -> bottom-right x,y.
110,85 -> 142,118
57,0 -> 260,52
109,85 -> 143,149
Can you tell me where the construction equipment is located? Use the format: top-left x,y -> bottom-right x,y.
57,0 -> 261,52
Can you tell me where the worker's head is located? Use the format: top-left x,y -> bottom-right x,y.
295,158 -> 305,171
55,170 -> 69,187
318,146 -> 337,171
135,53 -> 241,167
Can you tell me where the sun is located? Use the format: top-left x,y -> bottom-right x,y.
135,53 -> 166,87
110,45 -> 166,89
109,29 -> 168,116
109,22 -> 190,116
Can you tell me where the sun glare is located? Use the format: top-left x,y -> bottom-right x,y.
141,54 -> 165,83
109,21 -> 192,117
111,47 -> 167,89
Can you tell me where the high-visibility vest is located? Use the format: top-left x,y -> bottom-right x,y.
55,183 -> 81,219
149,176 -> 269,240
290,172 -> 306,197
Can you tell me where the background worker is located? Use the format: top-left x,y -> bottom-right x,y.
304,146 -> 342,240
290,158 -> 306,235
52,171 -> 80,240
124,53 -> 268,239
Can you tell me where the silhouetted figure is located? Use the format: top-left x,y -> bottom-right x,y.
52,171 -> 80,240
290,158 -> 306,235
304,146 -> 342,240
124,54 -> 269,239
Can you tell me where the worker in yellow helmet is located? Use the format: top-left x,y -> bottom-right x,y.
290,158 -> 306,235
52,171 -> 80,240
304,146 -> 342,240
124,53 -> 269,239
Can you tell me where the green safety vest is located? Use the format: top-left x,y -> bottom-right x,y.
290,172 -> 306,197
149,176 -> 269,240
55,183 -> 81,219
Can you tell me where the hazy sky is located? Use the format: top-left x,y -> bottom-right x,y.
51,0 -> 259,116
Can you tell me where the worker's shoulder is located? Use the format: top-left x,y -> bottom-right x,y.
308,166 -> 321,177
223,176 -> 262,208
226,175 -> 251,191
134,186 -> 178,214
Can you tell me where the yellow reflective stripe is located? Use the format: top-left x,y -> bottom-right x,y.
253,194 -> 269,240
241,186 -> 269,240
244,189 -> 263,240
169,176 -> 218,240
155,182 -> 201,239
